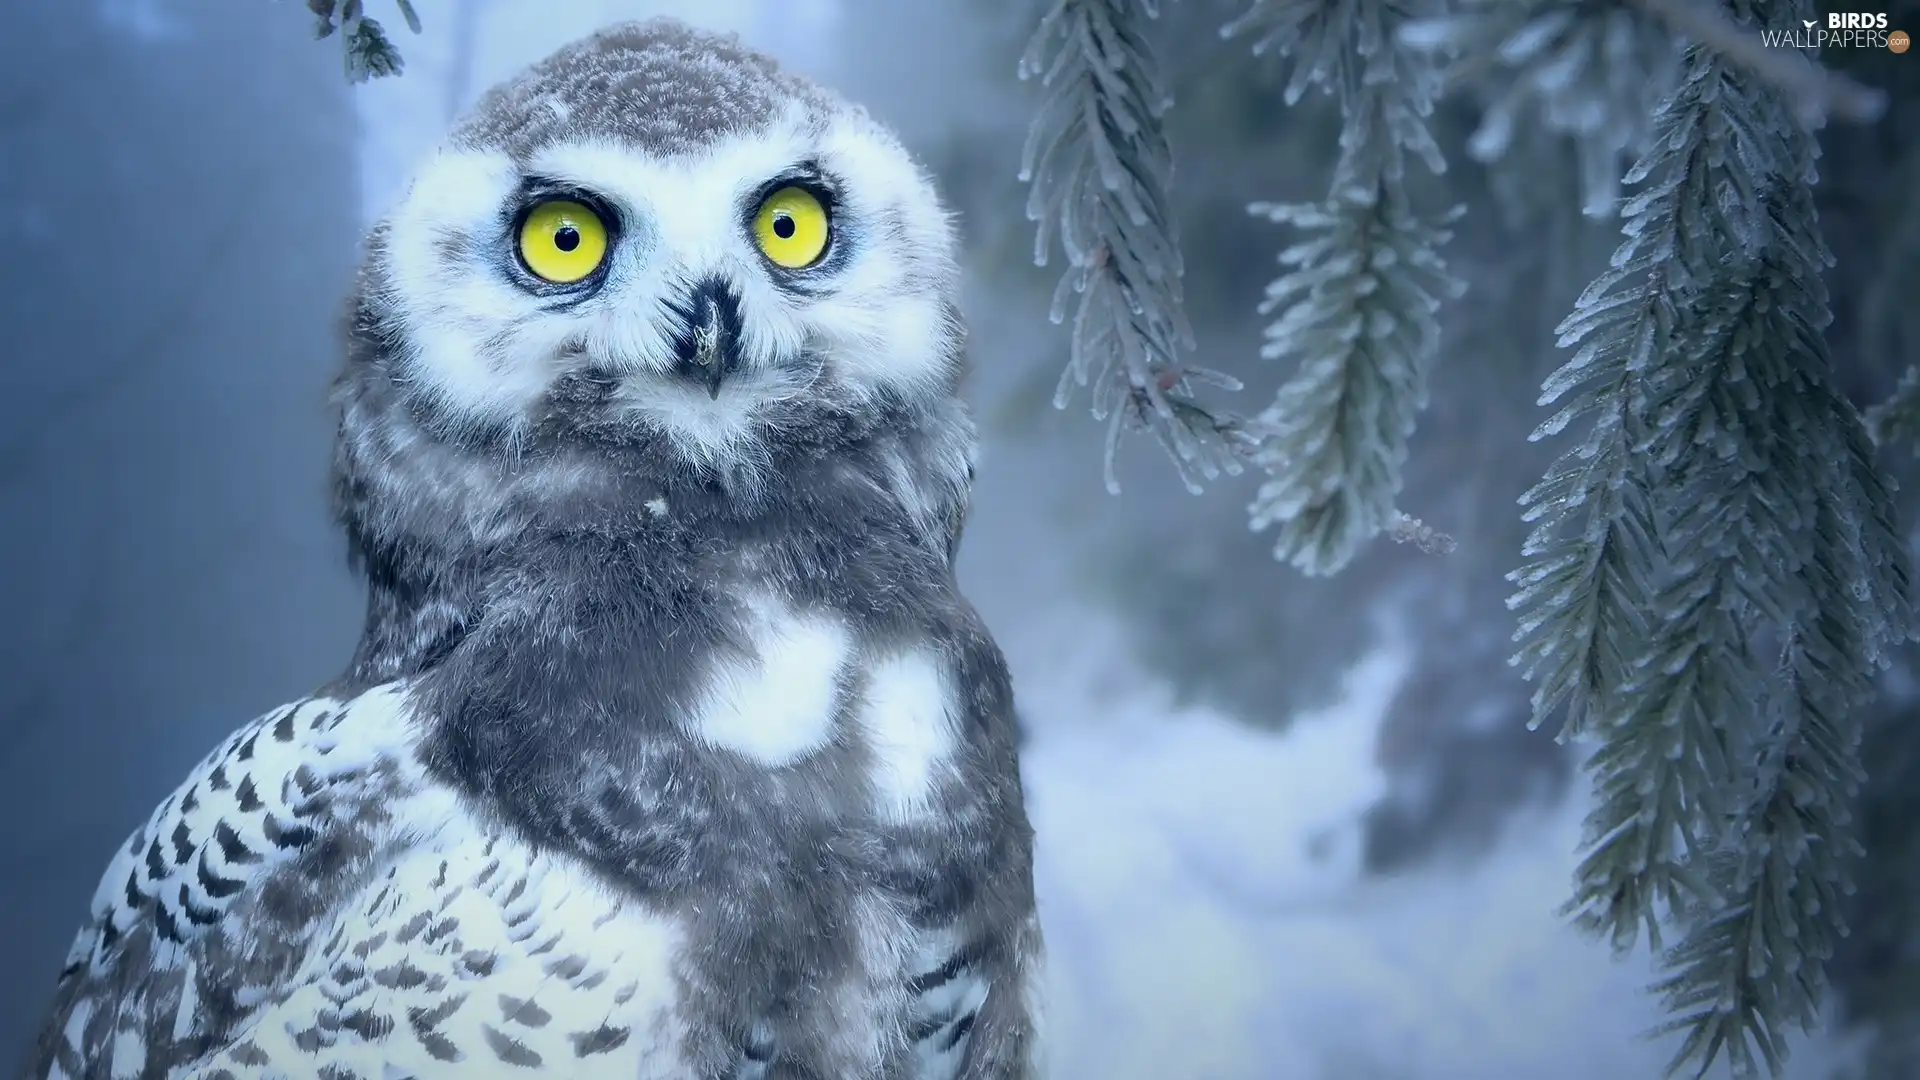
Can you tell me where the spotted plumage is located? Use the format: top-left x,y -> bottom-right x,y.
24,18 -> 1043,1080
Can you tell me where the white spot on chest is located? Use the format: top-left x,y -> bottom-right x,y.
857,651 -> 959,821
684,593 -> 850,766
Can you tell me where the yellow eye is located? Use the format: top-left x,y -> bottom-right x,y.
752,186 -> 830,269
517,199 -> 608,284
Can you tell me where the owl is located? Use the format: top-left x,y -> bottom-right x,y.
23,19 -> 1043,1080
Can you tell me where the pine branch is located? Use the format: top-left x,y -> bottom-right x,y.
1513,0 -> 1911,1068
1227,0 -> 1464,576
1508,0 -> 1789,743
1400,0 -> 1682,217
306,0 -> 422,83
1552,39 -> 1800,948
1507,134 -> 1698,747
1655,526 -> 1875,1079
1646,58 -> 1909,1077
1656,173 -> 1909,1074
1018,0 -> 1262,494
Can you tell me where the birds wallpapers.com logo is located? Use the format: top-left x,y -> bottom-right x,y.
1761,10 -> 1908,48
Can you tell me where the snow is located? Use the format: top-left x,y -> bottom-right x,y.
1019,615 -> 1857,1080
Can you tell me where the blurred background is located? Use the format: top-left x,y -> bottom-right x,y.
1,1 -> 1914,1077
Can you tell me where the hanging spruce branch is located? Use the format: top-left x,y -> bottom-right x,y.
1540,13 -> 1784,951
1223,0 -> 1463,576
1018,0 -> 1261,494
306,0 -> 422,83
1509,0 -> 1911,1070
1399,0 -> 1682,217
1646,138 -> 1910,1080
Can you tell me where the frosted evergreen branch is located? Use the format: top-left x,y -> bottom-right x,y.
1223,0 -> 1451,179
1019,0 -> 1259,494
1654,585 -> 1871,1079
1226,0 -> 1463,576
1627,0 -> 1887,124
1646,75 -> 1909,1080
1497,150 -> 1709,751
1650,375 -> 1910,1076
1866,367 -> 1920,454
1506,278 -> 1663,741
1563,145 -> 1829,949
1656,142 -> 1919,1080
1510,9 -> 1780,751
1517,0 -> 1912,1062
1399,0 -> 1682,217
305,0 -> 423,83
1564,245 -> 1818,955
1242,188 -> 1461,574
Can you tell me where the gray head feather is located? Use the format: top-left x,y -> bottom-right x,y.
451,19 -> 834,160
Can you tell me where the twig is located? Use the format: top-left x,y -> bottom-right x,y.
1388,511 -> 1459,556
1628,0 -> 1887,123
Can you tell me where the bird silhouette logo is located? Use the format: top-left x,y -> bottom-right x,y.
1803,18 -> 1817,26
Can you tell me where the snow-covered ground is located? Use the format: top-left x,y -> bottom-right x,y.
349,5 -> 1862,1076
1017,619 -> 1857,1080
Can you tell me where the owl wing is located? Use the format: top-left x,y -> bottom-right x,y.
25,682 -> 432,1080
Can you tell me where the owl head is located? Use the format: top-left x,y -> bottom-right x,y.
330,21 -> 979,678
352,18 -> 966,470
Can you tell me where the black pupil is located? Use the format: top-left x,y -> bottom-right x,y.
773,214 -> 796,240
554,225 -> 580,252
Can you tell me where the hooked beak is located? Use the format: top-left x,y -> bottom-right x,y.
671,277 -> 745,400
